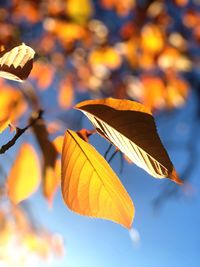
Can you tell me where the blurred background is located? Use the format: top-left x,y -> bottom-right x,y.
0,0 -> 200,266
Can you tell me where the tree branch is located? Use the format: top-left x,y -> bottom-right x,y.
0,110 -> 43,154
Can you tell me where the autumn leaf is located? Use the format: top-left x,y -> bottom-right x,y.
42,159 -> 61,206
30,61 -> 55,90
0,43 -> 35,82
100,0 -> 135,16
75,98 -> 182,184
58,77 -> 74,109
53,136 -> 64,154
0,82 -> 27,132
89,47 -> 122,70
7,143 -> 41,204
44,19 -> 86,45
66,0 -> 93,24
31,116 -> 59,203
0,117 -> 10,133
61,130 -> 134,228
141,24 -> 164,54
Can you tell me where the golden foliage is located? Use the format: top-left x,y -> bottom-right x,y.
141,24 -> 164,54
76,98 -> 182,184
66,0 -> 93,24
7,143 -> 41,204
30,61 -> 55,90
89,47 -> 122,69
58,77 -> 74,109
100,0 -> 135,16
0,81 -> 26,132
61,130 -> 134,228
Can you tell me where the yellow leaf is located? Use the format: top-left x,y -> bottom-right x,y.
75,98 -> 182,184
61,130 -> 134,228
7,143 -> 41,204
89,47 -> 122,69
141,24 -> 164,54
66,0 -> 93,24
0,117 -> 10,133
0,82 -> 27,131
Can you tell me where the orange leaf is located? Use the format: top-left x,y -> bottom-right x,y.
141,24 -> 164,54
141,75 -> 166,110
0,82 -> 27,132
100,0 -> 135,16
53,136 -> 64,154
75,98 -> 182,184
58,78 -> 74,109
30,61 -> 54,90
43,159 -> 61,206
44,19 -> 86,45
61,130 -> 134,228
89,47 -> 122,69
7,143 -> 41,204
0,117 -> 10,133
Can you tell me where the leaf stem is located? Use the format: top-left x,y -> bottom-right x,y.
0,110 -> 43,154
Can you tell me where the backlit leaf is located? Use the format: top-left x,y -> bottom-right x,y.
0,81 -> 27,131
7,143 -> 41,204
75,98 -> 182,184
100,0 -> 135,16
0,43 -> 35,82
0,117 -> 10,133
61,130 -> 134,228
53,136 -> 64,154
89,47 -> 122,70
66,0 -> 93,24
30,61 -> 55,90
58,77 -> 74,109
141,24 -> 164,54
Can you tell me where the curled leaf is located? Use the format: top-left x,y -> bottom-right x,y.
0,43 -> 35,82
75,98 -> 182,184
61,130 -> 134,228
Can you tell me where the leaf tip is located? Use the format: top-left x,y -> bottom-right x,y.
170,169 -> 183,185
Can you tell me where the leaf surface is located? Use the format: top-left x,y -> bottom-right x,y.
75,98 -> 182,184
61,130 -> 134,228
31,117 -> 58,203
0,43 -> 35,82
7,143 -> 41,204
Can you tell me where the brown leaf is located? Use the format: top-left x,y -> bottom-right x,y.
75,98 -> 182,184
31,117 -> 58,203
0,43 -> 35,82
61,130 -> 134,228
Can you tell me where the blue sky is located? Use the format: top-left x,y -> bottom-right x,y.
29,91 -> 200,267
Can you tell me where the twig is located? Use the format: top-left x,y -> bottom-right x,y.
108,149 -> 119,164
0,110 -> 43,154
104,143 -> 112,159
